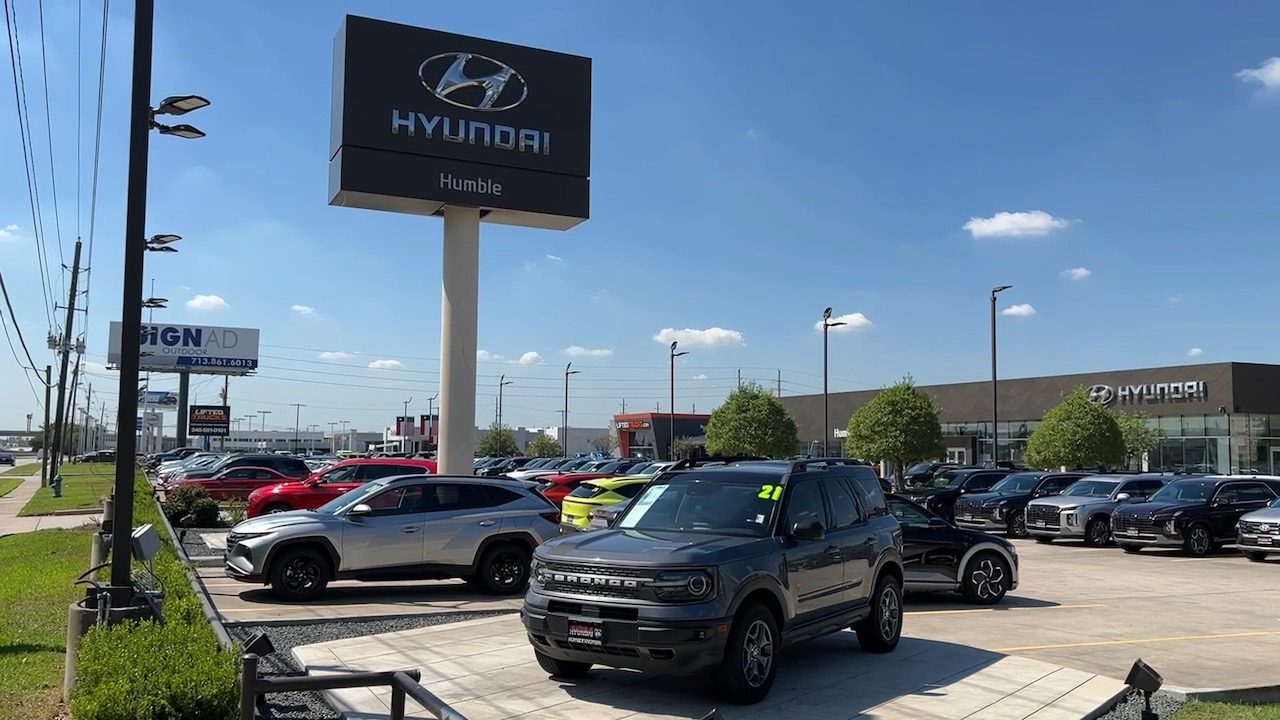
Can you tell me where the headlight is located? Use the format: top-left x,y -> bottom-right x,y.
992,507 -> 1005,520
531,558 -> 548,586
649,570 -> 714,602
225,530 -> 271,545
1164,520 -> 1177,535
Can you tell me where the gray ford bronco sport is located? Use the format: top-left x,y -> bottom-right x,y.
521,460 -> 905,704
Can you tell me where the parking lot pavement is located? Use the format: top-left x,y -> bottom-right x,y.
903,537 -> 1280,691
293,614 -> 1126,720
196,566 -> 522,625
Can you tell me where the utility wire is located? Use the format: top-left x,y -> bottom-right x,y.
80,0 -> 110,332
35,0 -> 68,285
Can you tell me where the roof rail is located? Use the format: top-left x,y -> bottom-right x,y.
668,455 -> 769,471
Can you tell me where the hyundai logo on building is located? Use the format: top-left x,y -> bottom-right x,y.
420,52 -> 528,111
1086,385 -> 1116,405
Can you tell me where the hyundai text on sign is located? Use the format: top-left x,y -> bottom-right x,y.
107,322 -> 260,375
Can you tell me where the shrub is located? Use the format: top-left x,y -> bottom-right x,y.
184,497 -> 221,528
162,485 -> 210,524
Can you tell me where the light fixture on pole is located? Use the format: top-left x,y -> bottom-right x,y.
563,363 -> 580,453
106,0 -> 212,604
144,233 -> 181,252
990,285 -> 1013,465
821,307 -> 846,458
498,376 -> 513,428
669,341 -> 689,461
141,297 -> 167,309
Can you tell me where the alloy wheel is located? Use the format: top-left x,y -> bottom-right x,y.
1189,526 -> 1211,556
283,557 -> 321,594
1089,520 -> 1110,546
971,557 -> 1007,601
878,586 -> 901,640
490,551 -> 524,589
1009,512 -> 1027,537
741,619 -> 774,688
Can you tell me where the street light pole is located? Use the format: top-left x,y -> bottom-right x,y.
427,393 -> 438,451
821,308 -> 846,458
340,420 -> 349,452
669,342 -> 689,460
498,376 -> 513,429
289,403 -> 305,453
563,363 -> 580,454
991,285 -> 1013,465
258,410 -> 271,434
401,397 -> 413,454
328,422 -> 338,453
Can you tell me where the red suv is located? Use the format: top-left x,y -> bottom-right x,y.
169,466 -> 295,501
540,472 -> 611,506
244,458 -> 437,518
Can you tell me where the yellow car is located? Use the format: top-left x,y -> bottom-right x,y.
559,475 -> 652,532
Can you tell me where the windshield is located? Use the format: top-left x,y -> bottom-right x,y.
314,480 -> 389,515
1062,480 -> 1120,498
616,473 -> 781,537
1149,480 -> 1216,503
927,470 -> 968,489
989,473 -> 1043,493
907,462 -> 933,474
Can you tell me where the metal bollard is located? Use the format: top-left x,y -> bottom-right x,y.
239,654 -> 259,720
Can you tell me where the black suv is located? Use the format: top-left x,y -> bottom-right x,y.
173,454 -> 311,483
1113,476 -> 1280,556
903,461 -> 957,486
953,471 -> 1087,537
522,460 -> 905,705
897,467 -> 1013,522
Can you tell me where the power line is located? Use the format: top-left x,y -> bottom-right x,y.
79,0 -> 109,331
35,0 -> 68,280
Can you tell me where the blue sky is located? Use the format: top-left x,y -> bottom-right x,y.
2,0 -> 1279,435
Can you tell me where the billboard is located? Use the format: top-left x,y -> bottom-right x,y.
139,390 -> 179,409
189,405 -> 231,437
108,322 -> 260,374
329,15 -> 592,230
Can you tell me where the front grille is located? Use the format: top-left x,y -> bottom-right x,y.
1113,515 -> 1155,534
1026,505 -> 1060,528
545,561 -> 648,578
1240,521 -> 1278,534
542,561 -> 653,599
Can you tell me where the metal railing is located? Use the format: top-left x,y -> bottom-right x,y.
239,653 -> 468,720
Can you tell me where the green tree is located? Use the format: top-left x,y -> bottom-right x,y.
704,382 -> 798,458
844,375 -> 944,488
672,436 -> 702,459
525,434 -> 563,457
588,434 -> 618,456
1024,386 -> 1125,469
1112,410 -> 1163,470
476,423 -> 519,457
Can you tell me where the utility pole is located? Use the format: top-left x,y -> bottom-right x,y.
81,384 -> 93,455
737,368 -> 742,388
50,240 -> 84,474
62,351 -> 84,469
619,399 -> 626,414
426,393 -> 437,451
41,366 -> 51,486
98,403 -> 107,451
219,376 -> 229,451
777,370 -> 782,397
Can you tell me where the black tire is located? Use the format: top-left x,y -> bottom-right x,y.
534,650 -> 591,678
268,546 -> 329,601
1006,510 -> 1028,538
961,551 -> 1010,605
475,543 -> 530,595
1243,550 -> 1268,563
855,574 -> 903,653
1120,544 -> 1143,554
714,603 -> 778,705
1083,516 -> 1112,547
263,502 -> 292,515
1033,536 -> 1054,544
1183,523 -> 1214,557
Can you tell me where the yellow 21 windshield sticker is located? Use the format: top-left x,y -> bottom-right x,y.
758,484 -> 784,501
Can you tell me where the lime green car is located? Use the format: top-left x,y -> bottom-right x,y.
559,474 -> 652,531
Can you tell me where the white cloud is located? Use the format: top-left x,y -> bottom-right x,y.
563,345 -> 613,358
185,294 -> 228,310
692,373 -> 709,380
1237,57 -> 1280,91
514,351 -> 543,365
812,312 -> 874,333
1002,303 -> 1037,317
1060,267 -> 1091,280
745,128 -> 760,141
963,210 -> 1070,238
367,359 -> 404,370
0,223 -> 20,241
545,254 -> 563,262
291,304 -> 314,315
1166,294 -> 1183,304
477,349 -> 504,362
652,327 -> 745,349
1187,347 -> 1203,358
318,351 -> 352,360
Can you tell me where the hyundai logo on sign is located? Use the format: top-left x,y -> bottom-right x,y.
1086,385 -> 1116,405
420,52 -> 528,111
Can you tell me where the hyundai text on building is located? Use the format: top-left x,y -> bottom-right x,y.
107,322 -> 260,375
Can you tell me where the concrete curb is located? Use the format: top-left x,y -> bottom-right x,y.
1165,683 -> 1280,704
50,507 -> 104,516
221,608 -> 517,629
152,489 -> 235,650
1084,686 -> 1136,720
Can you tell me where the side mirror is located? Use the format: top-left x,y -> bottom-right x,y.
790,519 -> 826,541
1212,497 -> 1231,507
927,517 -> 949,529
1115,493 -> 1131,502
347,503 -> 372,516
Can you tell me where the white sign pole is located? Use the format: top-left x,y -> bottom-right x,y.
437,207 -> 480,475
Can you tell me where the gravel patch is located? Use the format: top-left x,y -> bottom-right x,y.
174,526 -> 224,559
229,610 -> 511,720
1096,689 -> 1186,720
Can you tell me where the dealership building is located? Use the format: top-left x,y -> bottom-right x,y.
777,362 -> 1280,475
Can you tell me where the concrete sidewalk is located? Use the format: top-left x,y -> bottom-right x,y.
0,473 -> 101,537
292,614 -> 1128,720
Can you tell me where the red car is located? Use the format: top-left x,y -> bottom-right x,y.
244,458 -> 437,518
540,472 -> 611,506
168,466 -> 295,501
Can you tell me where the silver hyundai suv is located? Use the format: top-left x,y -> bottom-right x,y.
224,475 -> 560,600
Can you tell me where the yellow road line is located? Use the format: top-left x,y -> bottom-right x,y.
995,630 -> 1280,652
908,603 -> 1107,615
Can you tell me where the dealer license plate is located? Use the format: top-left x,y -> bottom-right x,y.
567,621 -> 604,646
1259,536 -> 1274,545
1034,520 -> 1045,527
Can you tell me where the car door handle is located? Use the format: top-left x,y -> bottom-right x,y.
401,526 -> 422,534
478,520 -> 497,527
825,545 -> 841,557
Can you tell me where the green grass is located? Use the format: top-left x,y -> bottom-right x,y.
1174,701 -> 1280,719
2,462 -> 40,476
0,478 -> 21,498
0,526 -> 93,720
19,463 -> 115,516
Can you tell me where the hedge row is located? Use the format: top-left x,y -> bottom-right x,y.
69,473 -> 240,720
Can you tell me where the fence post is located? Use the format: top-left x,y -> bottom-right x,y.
239,653 -> 259,720
391,685 -> 406,720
